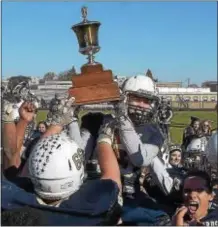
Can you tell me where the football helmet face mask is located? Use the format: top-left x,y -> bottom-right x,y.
122,74 -> 160,125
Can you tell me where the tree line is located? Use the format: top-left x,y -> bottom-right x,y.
40,66 -> 77,83
6,68 -> 200,88
6,66 -> 77,87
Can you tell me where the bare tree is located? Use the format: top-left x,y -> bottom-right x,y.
43,72 -> 57,81
58,66 -> 77,81
7,75 -> 30,91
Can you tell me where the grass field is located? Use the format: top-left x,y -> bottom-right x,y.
36,110 -> 217,144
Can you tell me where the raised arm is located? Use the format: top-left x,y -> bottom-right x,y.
68,118 -> 95,162
96,122 -> 122,190
16,102 -> 37,159
119,117 -> 161,167
2,101 -> 36,176
2,122 -> 17,169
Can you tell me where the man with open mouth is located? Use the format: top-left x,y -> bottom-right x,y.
172,170 -> 218,226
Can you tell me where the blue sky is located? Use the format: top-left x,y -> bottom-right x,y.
2,1 -> 217,84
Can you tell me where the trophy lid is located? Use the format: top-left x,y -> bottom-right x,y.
72,6 -> 101,30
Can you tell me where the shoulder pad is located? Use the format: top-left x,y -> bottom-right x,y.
60,179 -> 120,216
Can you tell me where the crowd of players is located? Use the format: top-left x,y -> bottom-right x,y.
1,74 -> 218,226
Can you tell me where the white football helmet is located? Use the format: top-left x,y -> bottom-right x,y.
205,131 -> 217,171
186,137 -> 208,153
184,137 -> 209,170
122,74 -> 159,125
28,133 -> 84,201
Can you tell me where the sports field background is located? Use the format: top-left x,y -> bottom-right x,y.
37,110 -> 217,144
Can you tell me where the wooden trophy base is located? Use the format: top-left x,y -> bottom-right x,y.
68,63 -> 120,105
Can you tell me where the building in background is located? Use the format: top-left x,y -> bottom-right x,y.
29,77 -> 40,85
156,81 -> 182,88
201,81 -> 218,92
2,75 -> 216,110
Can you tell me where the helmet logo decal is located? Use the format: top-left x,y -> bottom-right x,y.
60,181 -> 74,190
72,148 -> 84,171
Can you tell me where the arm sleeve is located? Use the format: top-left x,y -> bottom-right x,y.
118,117 -> 159,167
68,120 -> 95,162
149,157 -> 174,195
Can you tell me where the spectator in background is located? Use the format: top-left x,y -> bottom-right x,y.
182,117 -> 202,149
157,97 -> 173,140
168,144 -> 183,168
35,121 -> 48,136
23,121 -> 48,150
21,121 -> 48,173
201,120 -> 212,139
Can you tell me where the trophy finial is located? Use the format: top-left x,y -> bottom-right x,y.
72,6 -> 101,65
81,6 -> 88,22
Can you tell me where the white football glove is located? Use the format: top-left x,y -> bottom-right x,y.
2,99 -> 23,123
46,96 -> 77,127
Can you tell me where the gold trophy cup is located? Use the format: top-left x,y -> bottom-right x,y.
72,6 -> 100,65
68,6 -> 120,105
